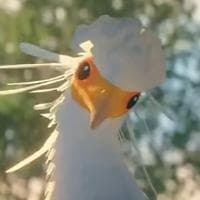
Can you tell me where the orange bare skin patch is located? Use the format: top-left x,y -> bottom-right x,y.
71,57 -> 139,119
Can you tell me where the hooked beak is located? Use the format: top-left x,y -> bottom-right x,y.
89,89 -> 111,129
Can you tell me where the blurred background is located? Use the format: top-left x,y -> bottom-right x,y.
0,0 -> 199,199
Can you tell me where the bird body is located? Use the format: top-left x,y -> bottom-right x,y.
55,94 -> 145,200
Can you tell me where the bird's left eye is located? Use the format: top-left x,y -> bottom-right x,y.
126,94 -> 140,109
76,62 -> 91,80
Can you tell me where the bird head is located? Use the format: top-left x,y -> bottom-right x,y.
69,15 -> 165,129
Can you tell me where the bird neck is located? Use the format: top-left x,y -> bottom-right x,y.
54,94 -> 144,200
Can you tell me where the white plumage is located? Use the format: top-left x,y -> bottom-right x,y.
55,94 -> 145,200
71,15 -> 165,91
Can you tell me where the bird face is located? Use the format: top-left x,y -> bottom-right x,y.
71,57 -> 140,129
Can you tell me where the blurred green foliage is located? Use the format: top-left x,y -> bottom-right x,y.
0,0 -> 199,199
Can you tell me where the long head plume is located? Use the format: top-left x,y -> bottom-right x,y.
0,40 -> 94,199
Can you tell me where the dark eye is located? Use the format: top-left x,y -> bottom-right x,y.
126,94 -> 140,109
77,62 -> 91,80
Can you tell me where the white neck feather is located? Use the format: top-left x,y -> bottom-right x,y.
54,93 -> 144,200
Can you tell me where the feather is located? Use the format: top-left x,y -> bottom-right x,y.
30,87 -> 58,93
0,63 -> 66,69
0,76 -> 66,95
20,42 -> 79,66
6,129 -> 59,173
34,103 -> 54,110
20,43 -> 69,63
7,74 -> 65,86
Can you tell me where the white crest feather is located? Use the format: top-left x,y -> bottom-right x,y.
79,40 -> 93,55
71,15 -> 165,91
20,42 -> 75,65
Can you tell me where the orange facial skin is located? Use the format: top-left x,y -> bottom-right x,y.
71,57 -> 139,117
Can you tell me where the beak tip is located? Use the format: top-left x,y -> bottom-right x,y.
90,121 -> 97,130
89,99 -> 109,130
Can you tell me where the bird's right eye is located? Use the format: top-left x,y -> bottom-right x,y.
76,62 -> 91,80
126,94 -> 140,109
